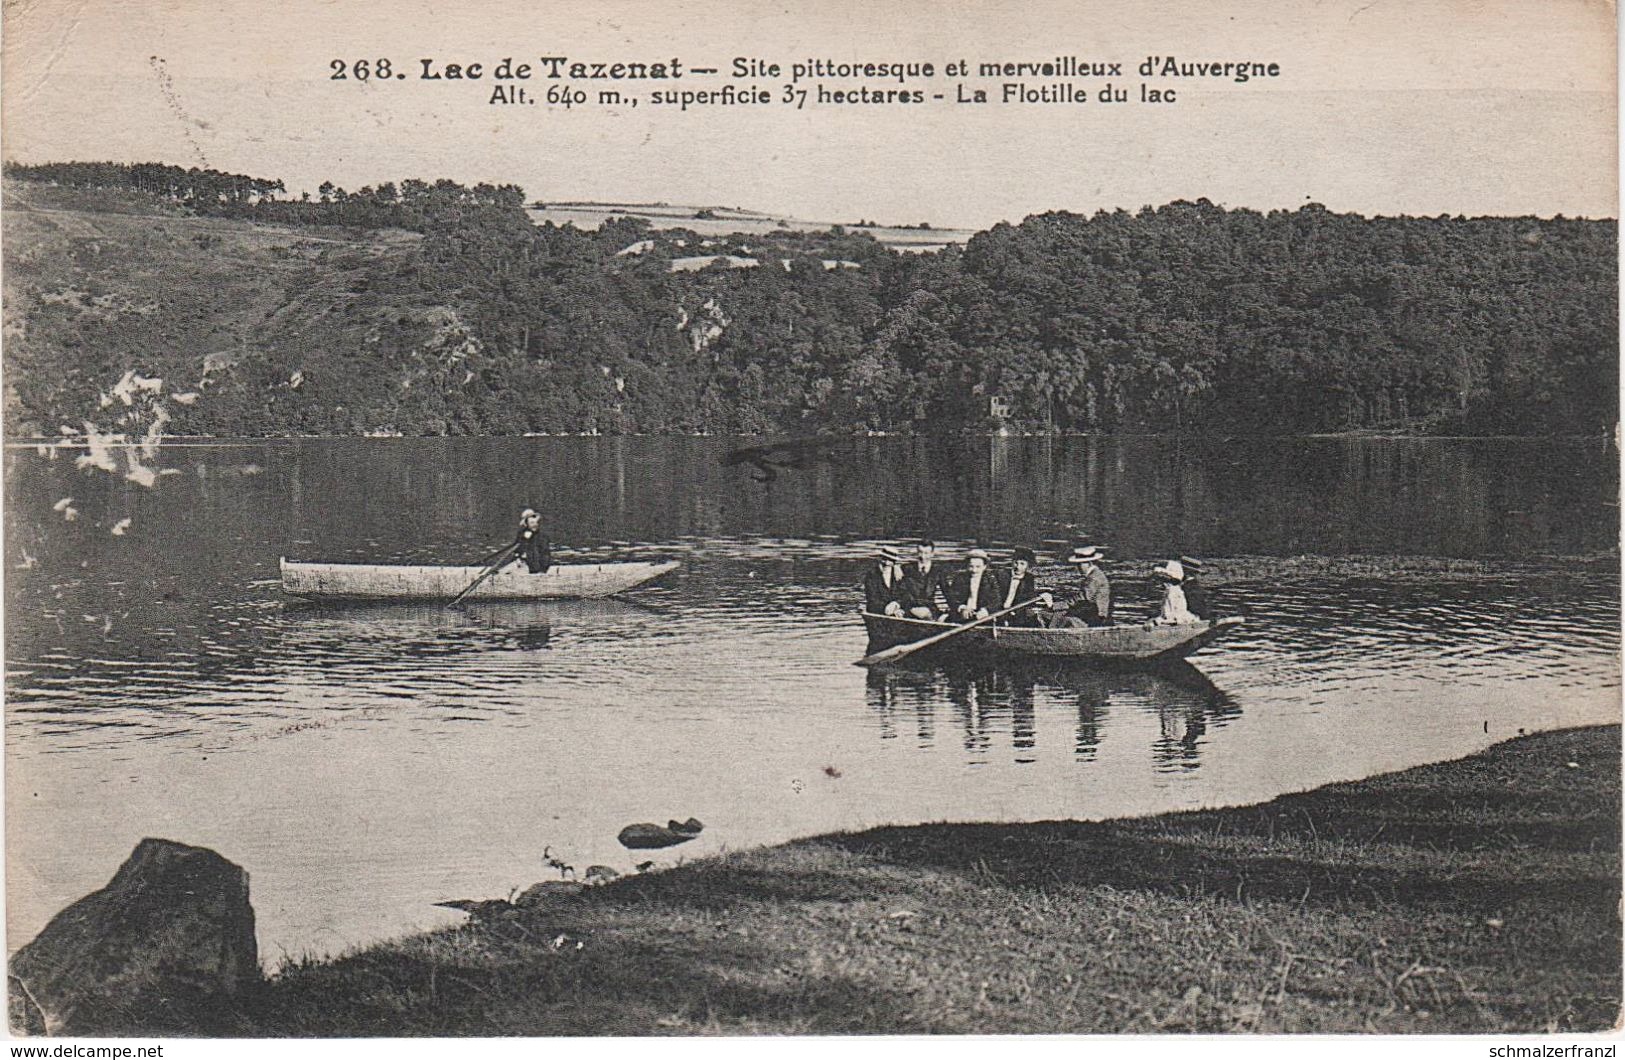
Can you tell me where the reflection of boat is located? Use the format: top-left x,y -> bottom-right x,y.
865,653 -> 1242,767
280,558 -> 679,601
874,652 -> 1231,703
281,598 -> 659,625
273,599 -> 675,662
279,598 -> 665,652
982,655 -> 1227,695
861,612 -> 1244,661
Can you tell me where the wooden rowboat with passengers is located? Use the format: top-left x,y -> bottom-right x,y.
280,557 -> 679,602
861,611 -> 1245,662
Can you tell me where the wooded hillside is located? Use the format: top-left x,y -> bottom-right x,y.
4,161 -> 1615,437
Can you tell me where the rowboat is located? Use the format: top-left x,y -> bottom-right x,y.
861,611 -> 1245,661
280,557 -> 679,602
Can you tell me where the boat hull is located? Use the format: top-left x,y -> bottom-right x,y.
280,557 -> 680,601
861,612 -> 1244,660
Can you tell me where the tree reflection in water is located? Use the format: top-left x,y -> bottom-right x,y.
865,654 -> 1241,770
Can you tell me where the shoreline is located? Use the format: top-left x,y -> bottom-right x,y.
209,724 -> 1620,1036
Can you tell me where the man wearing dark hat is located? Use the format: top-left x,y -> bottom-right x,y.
1049,545 -> 1112,627
862,545 -> 908,617
1179,555 -> 1213,620
947,548 -> 1007,622
996,547 -> 1050,626
901,539 -> 951,620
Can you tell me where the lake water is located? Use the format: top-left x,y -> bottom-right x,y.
4,436 -> 1619,964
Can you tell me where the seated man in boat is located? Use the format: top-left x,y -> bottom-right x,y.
862,545 -> 908,617
1179,555 -> 1213,619
1150,559 -> 1199,624
901,539 -> 951,620
1046,545 -> 1113,627
946,548 -> 1006,623
995,547 -> 1052,626
512,508 -> 552,574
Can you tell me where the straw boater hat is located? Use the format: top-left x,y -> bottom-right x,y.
1155,560 -> 1186,582
1178,555 -> 1204,573
966,548 -> 990,561
1066,545 -> 1105,564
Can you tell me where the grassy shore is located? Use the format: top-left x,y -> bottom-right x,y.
241,726 -> 1620,1035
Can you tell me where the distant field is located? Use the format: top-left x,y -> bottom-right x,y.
527,202 -> 972,253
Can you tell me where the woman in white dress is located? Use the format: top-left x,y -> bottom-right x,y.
1151,559 -> 1198,625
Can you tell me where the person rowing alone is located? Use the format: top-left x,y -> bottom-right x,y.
511,508 -> 552,574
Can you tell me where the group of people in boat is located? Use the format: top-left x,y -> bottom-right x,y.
863,539 -> 1213,628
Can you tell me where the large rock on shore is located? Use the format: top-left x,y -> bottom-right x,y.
617,822 -> 697,850
8,838 -> 259,1035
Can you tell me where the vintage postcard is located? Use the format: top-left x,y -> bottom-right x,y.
1,0 -> 1618,1048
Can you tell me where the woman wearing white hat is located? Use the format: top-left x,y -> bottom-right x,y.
1150,560 -> 1198,625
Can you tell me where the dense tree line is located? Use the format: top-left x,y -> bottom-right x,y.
4,162 -> 1616,436
4,160 -> 286,206
2,161 -> 524,231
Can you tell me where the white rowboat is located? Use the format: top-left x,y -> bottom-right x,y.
280,557 -> 679,601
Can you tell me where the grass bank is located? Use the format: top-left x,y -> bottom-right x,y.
243,726 -> 1620,1035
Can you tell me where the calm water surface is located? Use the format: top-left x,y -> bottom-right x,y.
5,436 -> 1619,962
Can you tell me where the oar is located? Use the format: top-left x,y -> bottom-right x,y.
450,542 -> 520,605
474,541 -> 518,566
856,598 -> 1041,668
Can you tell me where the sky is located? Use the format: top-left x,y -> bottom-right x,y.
2,0 -> 1617,227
